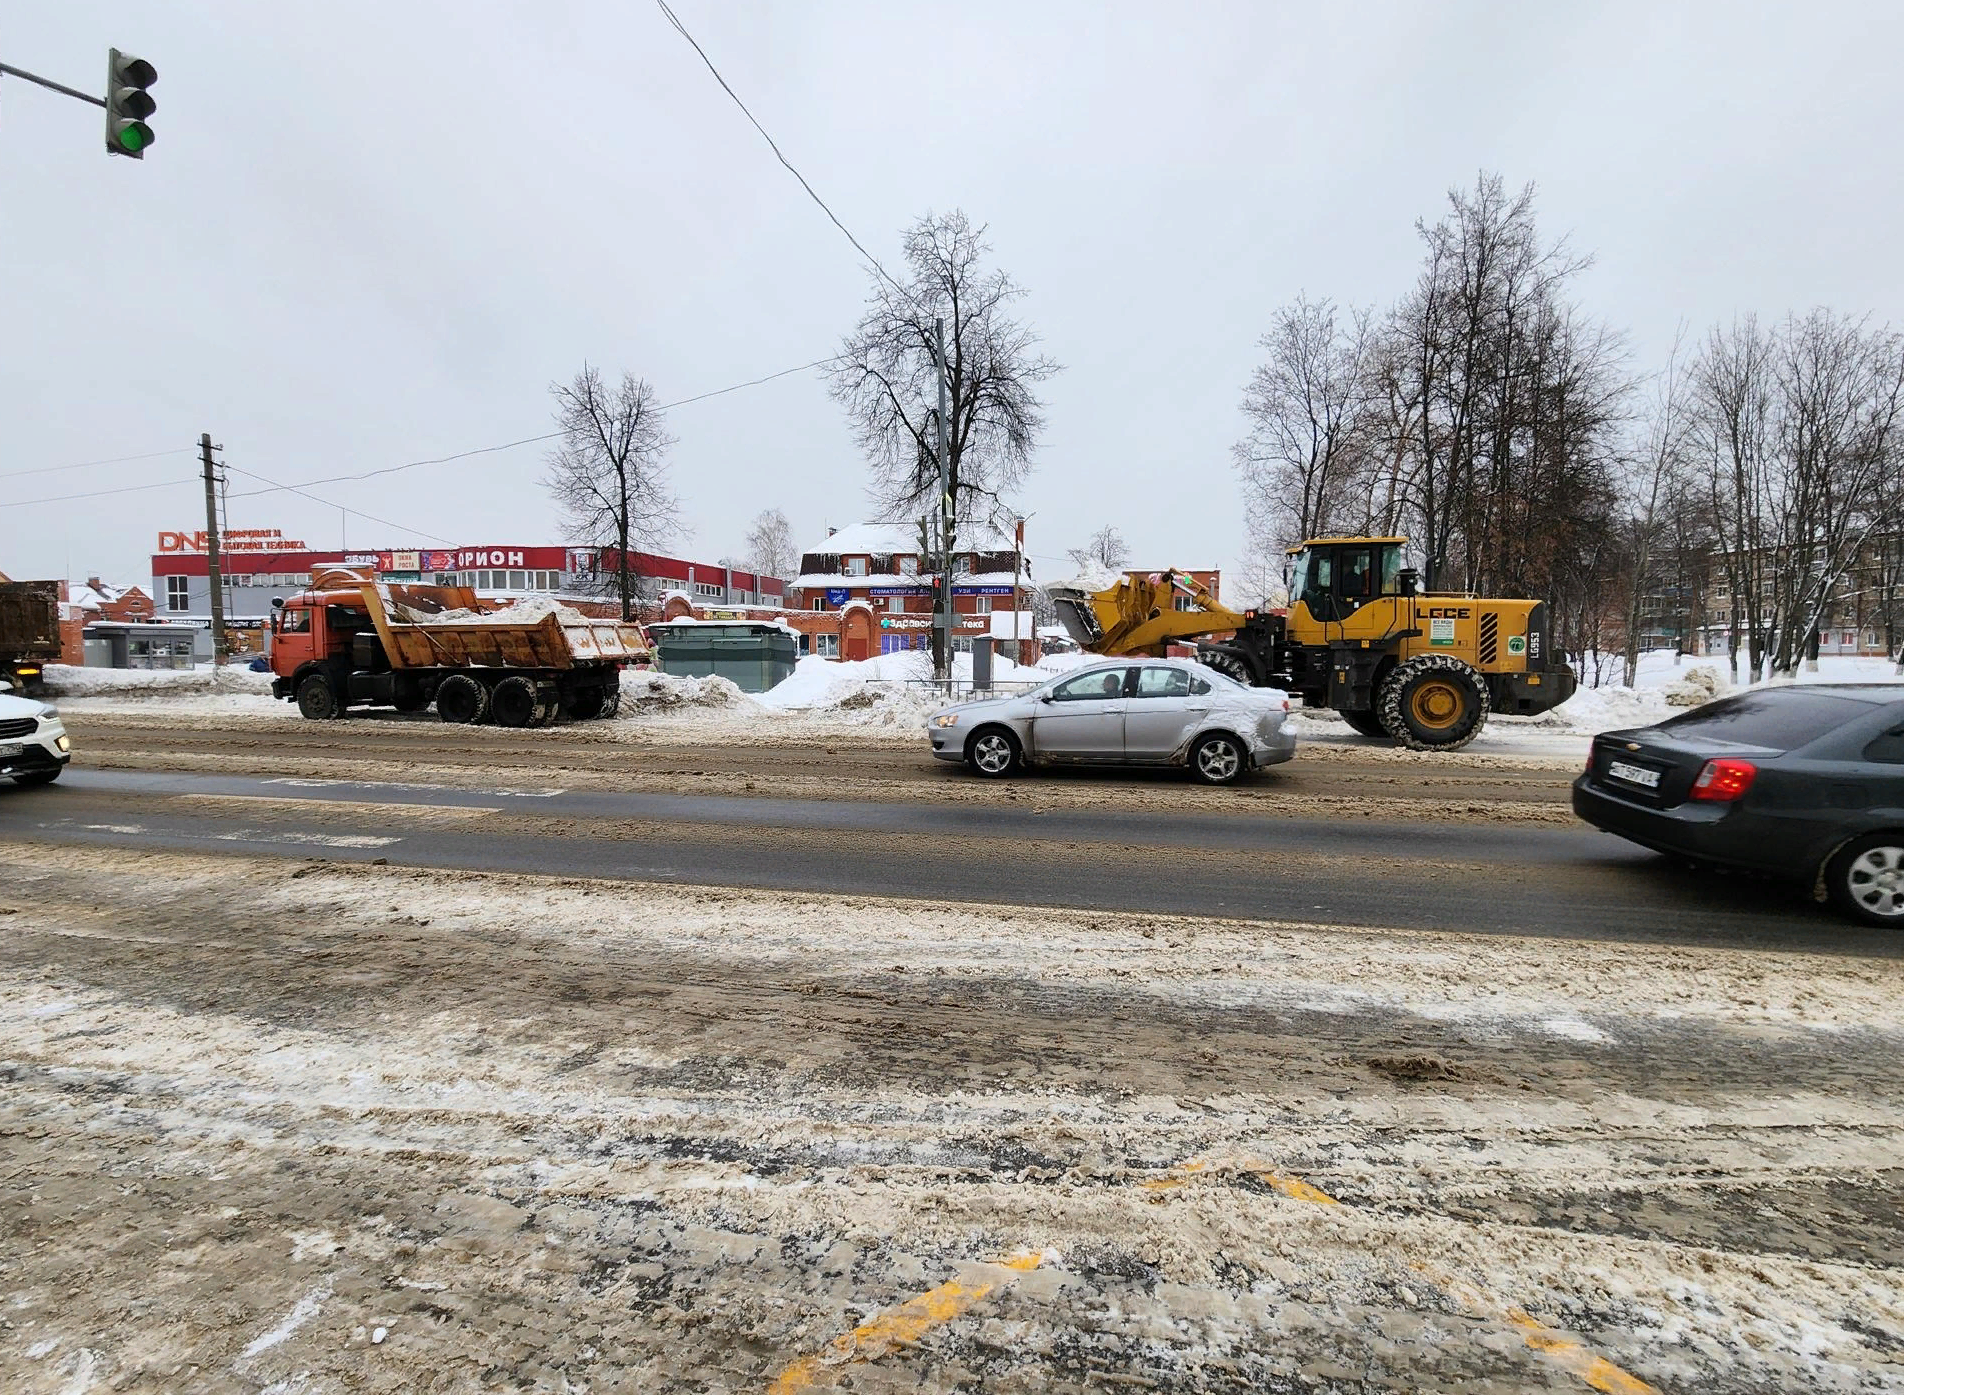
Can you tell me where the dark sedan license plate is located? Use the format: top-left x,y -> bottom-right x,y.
1607,759 -> 1660,789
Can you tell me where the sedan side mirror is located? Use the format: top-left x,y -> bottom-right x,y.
1037,691 -> 1055,704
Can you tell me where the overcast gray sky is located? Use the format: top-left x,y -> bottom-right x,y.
1,1 -> 1900,589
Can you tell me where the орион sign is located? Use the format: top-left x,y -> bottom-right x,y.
157,528 -> 310,553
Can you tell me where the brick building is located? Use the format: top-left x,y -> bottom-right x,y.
781,524 -> 1037,663
59,577 -> 156,665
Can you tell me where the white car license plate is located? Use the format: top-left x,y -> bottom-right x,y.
1607,759 -> 1659,789
0,743 -> 22,759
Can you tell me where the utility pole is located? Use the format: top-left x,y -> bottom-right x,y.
1011,515 -> 1026,668
200,433 -> 226,674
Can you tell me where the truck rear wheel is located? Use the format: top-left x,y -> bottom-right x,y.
296,673 -> 343,721
435,674 -> 490,724
565,686 -> 606,721
490,675 -> 547,728
1378,654 -> 1489,751
392,675 -> 429,714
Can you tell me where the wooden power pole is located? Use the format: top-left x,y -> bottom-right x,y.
200,433 -> 225,672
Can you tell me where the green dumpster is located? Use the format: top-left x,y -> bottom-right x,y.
649,622 -> 797,693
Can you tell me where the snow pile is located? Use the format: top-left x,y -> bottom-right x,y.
759,653 -> 933,711
414,597 -> 600,626
39,663 -> 274,699
616,670 -> 753,714
1662,664 -> 1729,707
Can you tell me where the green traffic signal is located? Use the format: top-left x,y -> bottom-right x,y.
104,48 -> 157,159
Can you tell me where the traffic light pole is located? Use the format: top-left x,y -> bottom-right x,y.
0,62 -> 108,108
200,434 -> 227,675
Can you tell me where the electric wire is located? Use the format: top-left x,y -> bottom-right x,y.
223,465 -> 457,547
0,446 -> 185,482
651,0 -> 907,298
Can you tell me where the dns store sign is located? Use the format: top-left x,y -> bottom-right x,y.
157,528 -> 309,554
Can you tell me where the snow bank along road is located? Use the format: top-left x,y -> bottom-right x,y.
0,846 -> 1899,1392
2,766 -> 1899,950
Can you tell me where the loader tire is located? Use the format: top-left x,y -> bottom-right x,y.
490,675 -> 547,728
1378,654 -> 1488,751
296,673 -> 344,721
435,674 -> 490,725
1339,708 -> 1388,738
1198,643 -> 1261,687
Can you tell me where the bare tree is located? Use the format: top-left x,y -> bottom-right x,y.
545,366 -> 682,621
1619,334 -> 1691,685
743,508 -> 798,581
828,210 -> 1061,535
1068,525 -> 1131,573
1234,296 -> 1376,565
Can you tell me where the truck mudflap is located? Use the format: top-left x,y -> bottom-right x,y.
1488,666 -> 1577,716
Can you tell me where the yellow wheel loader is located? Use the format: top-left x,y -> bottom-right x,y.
1050,537 -> 1577,752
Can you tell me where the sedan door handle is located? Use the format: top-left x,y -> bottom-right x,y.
1102,704 -> 1126,713
1184,703 -> 1211,711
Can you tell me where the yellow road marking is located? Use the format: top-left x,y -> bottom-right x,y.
1416,1264 -> 1662,1395
1148,1157 -> 1656,1395
766,1250 -> 1045,1394
1141,1154 -> 1338,1204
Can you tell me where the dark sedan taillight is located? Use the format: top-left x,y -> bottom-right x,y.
1689,758 -> 1758,802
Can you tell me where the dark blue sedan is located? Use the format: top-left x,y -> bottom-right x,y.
1572,684 -> 1903,926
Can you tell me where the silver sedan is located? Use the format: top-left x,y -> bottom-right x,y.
926,659 -> 1298,784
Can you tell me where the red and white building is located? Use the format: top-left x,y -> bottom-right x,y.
149,530 -> 784,635
781,524 -> 1038,663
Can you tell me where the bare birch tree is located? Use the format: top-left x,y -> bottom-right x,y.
1068,525 -> 1131,573
743,508 -> 798,581
545,366 -> 682,621
1620,335 -> 1692,685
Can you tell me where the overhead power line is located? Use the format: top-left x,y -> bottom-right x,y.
652,0 -> 906,298
0,446 -> 187,483
224,465 -> 457,547
2,473 -> 199,509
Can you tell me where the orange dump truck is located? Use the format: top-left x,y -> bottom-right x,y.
269,566 -> 650,726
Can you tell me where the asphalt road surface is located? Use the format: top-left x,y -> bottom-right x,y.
1,766 -> 1898,955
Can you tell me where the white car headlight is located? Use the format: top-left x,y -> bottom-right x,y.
932,713 -> 960,727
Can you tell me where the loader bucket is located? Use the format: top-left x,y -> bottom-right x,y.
1051,588 -> 1102,649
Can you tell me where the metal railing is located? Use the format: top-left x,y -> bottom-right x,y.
885,678 -> 1040,702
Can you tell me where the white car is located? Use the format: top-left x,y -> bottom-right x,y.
927,658 -> 1298,784
0,680 -> 71,786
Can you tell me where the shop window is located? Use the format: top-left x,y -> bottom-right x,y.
815,633 -> 839,658
490,571 -> 508,590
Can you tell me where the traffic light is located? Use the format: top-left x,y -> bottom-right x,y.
104,48 -> 157,158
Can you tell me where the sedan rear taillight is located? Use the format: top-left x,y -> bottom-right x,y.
1690,758 -> 1758,802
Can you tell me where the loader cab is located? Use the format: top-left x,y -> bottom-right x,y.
1288,538 -> 1408,624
